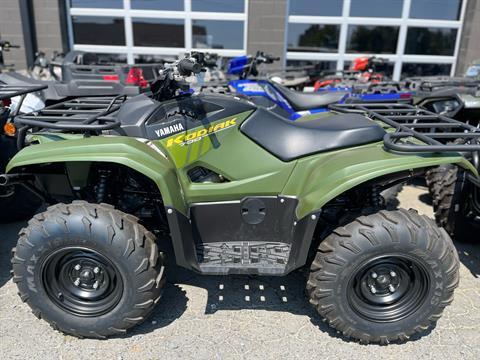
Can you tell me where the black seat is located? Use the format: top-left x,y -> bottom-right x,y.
273,84 -> 348,111
241,108 -> 386,161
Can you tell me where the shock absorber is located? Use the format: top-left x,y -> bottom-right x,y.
371,185 -> 382,209
95,169 -> 111,203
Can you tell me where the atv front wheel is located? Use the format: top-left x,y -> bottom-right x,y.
11,201 -> 165,338
433,166 -> 480,243
307,209 -> 459,344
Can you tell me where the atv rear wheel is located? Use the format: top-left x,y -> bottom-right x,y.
11,201 -> 165,338
307,209 -> 459,344
425,165 -> 454,197
433,166 -> 480,243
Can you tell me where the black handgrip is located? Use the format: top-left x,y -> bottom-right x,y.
178,58 -> 202,76
258,53 -> 280,64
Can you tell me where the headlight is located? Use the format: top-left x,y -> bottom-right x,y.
431,99 -> 461,114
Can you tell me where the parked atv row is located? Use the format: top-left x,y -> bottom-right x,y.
0,49 -> 165,113
1,53 -> 480,345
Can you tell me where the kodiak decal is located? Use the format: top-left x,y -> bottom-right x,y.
154,122 -> 185,138
166,118 -> 237,147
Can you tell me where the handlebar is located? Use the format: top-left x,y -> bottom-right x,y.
177,58 -> 202,76
0,41 -> 20,51
256,52 -> 280,64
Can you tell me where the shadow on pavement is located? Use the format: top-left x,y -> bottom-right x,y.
0,221 -> 24,288
455,241 -> 480,278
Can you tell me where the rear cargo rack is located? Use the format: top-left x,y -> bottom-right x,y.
14,95 -> 127,148
0,84 -> 48,100
329,103 -> 480,154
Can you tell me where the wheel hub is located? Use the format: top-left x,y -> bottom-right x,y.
42,247 -> 123,317
348,255 -> 429,322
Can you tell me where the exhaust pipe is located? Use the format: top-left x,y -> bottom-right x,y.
0,173 -> 34,186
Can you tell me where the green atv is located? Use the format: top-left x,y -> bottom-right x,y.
3,58 -> 480,344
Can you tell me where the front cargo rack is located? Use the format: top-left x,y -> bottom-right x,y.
404,77 -> 480,92
329,102 -> 480,154
14,95 -> 128,148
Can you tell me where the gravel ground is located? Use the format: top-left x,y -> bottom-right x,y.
0,185 -> 479,360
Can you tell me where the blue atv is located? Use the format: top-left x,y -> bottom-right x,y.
315,79 -> 414,104
201,52 -> 348,120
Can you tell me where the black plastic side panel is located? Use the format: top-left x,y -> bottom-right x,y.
164,207 -> 200,272
165,198 -> 320,276
186,197 -> 319,275
116,93 -> 257,140
191,197 -> 298,245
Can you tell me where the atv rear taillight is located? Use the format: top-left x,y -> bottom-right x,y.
125,67 -> 148,88
1,98 -> 12,107
102,74 -> 120,82
400,93 -> 413,99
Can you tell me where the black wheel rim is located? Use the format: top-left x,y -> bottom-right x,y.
42,247 -> 123,317
347,254 -> 430,323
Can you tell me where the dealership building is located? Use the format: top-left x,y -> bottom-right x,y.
1,0 -> 480,80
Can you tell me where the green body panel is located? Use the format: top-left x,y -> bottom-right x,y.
153,110 -> 295,203
283,142 -> 477,219
6,136 -> 187,214
6,110 -> 478,221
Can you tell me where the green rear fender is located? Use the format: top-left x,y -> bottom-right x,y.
283,143 -> 478,219
6,136 -> 187,214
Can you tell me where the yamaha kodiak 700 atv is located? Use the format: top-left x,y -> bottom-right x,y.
3,56 -> 480,343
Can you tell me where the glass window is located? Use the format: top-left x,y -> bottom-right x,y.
405,27 -> 457,55
350,0 -> 403,18
72,16 -> 125,45
344,60 -> 395,76
192,0 -> 245,13
287,60 -> 337,70
289,0 -> 343,16
88,53 -> 128,64
192,20 -> 244,49
131,0 -> 184,11
132,18 -> 185,47
410,0 -> 462,20
134,54 -> 175,64
401,63 -> 452,78
70,0 -> 122,8
287,24 -> 340,52
287,60 -> 337,77
347,25 -> 399,54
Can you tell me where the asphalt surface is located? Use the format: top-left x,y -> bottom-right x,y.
0,185 -> 479,359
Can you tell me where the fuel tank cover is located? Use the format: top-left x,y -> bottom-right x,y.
241,198 -> 266,225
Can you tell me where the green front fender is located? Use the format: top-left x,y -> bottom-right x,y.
6,136 -> 187,214
283,142 -> 478,219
